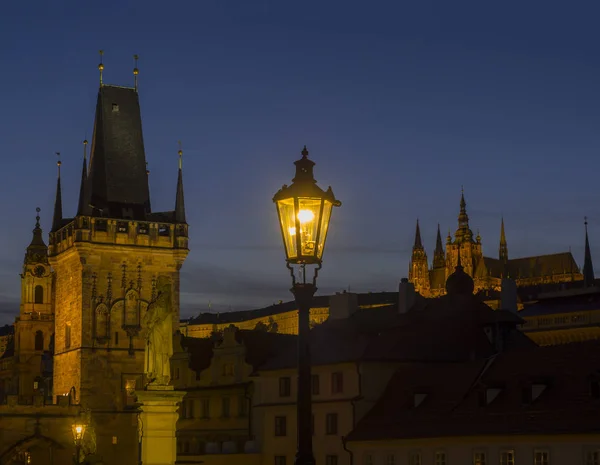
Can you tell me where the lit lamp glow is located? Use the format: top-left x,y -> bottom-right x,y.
71,422 -> 87,464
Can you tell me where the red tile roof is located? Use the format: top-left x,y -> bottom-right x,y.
347,340 -> 600,441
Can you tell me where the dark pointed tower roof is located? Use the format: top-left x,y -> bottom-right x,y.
413,219 -> 424,249
583,217 -> 595,286
26,208 -> 48,264
86,85 -> 151,219
499,217 -> 508,263
51,156 -> 63,232
433,223 -> 445,269
77,140 -> 90,216
175,144 -> 186,223
454,187 -> 474,243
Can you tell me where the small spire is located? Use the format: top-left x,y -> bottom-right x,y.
456,249 -> 463,269
301,145 -> 309,158
174,141 -> 186,223
413,219 -> 423,249
584,216 -> 595,287
98,50 -> 104,87
25,207 -> 48,264
133,54 -> 139,92
77,140 -> 90,216
146,161 -> 150,175
51,153 -> 63,232
433,223 -> 445,269
35,207 -> 40,229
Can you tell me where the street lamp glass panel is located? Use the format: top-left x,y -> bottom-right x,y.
316,199 -> 333,260
276,198 -> 298,260
72,423 -> 87,443
297,197 -> 322,259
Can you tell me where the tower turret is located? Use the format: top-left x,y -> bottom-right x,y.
432,224 -> 445,269
499,217 -> 508,264
175,142 -> 186,224
454,187 -> 474,243
409,220 -> 430,294
51,154 -> 63,232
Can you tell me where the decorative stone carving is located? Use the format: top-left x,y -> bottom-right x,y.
143,276 -> 173,386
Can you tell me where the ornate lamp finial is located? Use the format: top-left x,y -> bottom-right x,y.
56,152 -> 61,176
98,50 -> 104,86
301,145 -> 309,158
35,207 -> 41,228
133,54 -> 139,92
83,139 -> 88,162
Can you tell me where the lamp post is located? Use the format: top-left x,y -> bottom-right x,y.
71,422 -> 87,464
273,146 -> 341,465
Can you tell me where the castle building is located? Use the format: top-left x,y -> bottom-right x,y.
0,66 -> 189,464
409,190 -> 583,297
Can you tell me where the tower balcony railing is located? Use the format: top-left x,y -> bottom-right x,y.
49,216 -> 188,255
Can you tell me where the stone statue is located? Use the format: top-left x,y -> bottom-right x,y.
143,276 -> 174,386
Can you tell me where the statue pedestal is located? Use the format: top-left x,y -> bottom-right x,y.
136,385 -> 185,465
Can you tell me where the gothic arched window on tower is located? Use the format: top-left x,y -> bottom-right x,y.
34,330 -> 44,351
34,285 -> 44,304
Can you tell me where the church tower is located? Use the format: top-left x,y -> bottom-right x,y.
432,224 -> 445,269
14,208 -> 54,397
445,189 -> 483,280
47,62 -> 189,463
409,220 -> 430,294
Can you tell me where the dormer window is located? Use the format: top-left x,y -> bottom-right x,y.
112,104 -> 119,112
414,393 -> 427,408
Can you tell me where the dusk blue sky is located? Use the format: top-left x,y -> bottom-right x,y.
1,1 -> 599,324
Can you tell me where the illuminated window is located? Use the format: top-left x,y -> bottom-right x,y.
34,285 -> 44,304
274,416 -> 287,436
435,451 -> 446,465
331,372 -> 344,394
473,451 -> 487,465
500,450 -> 515,465
112,104 -> 119,112
325,413 -> 338,435
279,377 -> 291,397
65,323 -> 71,349
587,451 -> 600,465
112,436 -> 118,445
534,450 -> 550,465
408,452 -> 421,465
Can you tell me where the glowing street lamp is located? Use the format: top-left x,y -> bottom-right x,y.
71,422 -> 87,464
273,146 -> 341,465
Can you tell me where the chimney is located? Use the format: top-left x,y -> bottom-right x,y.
328,291 -> 359,320
500,278 -> 518,313
399,278 -> 416,314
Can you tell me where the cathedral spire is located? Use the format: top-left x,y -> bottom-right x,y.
499,217 -> 508,263
175,142 -> 186,223
77,140 -> 90,216
413,219 -> 423,249
583,217 -> 595,287
433,223 -> 445,269
26,208 -> 48,264
455,186 -> 473,242
51,153 -> 63,232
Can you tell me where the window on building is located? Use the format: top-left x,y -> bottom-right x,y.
312,374 -> 320,395
587,451 -> 600,465
222,363 -> 234,376
65,323 -> 71,349
201,398 -> 210,418
180,400 -> 187,419
408,452 -> 421,465
386,454 -> 396,465
534,450 -> 550,465
187,399 -> 195,418
331,372 -> 344,394
222,397 -> 230,418
325,413 -> 338,435
435,451 -> 446,465
238,395 -> 248,416
279,376 -> 291,397
34,285 -> 44,304
325,455 -> 338,465
274,416 -> 287,436
274,456 -> 286,465
34,331 -> 44,351
500,450 -> 515,465
473,451 -> 487,465
114,331 -> 119,345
